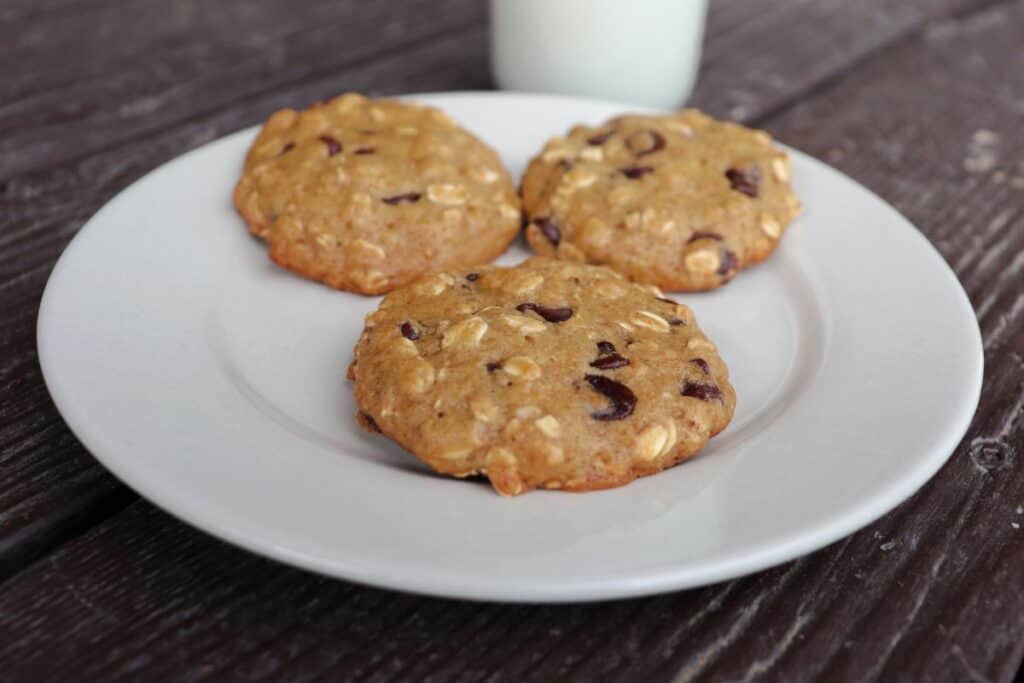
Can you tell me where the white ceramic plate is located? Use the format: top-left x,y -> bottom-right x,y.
38,92 -> 982,603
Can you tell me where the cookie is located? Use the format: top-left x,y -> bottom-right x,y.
234,93 -> 521,294
520,109 -> 802,291
351,258 -> 735,496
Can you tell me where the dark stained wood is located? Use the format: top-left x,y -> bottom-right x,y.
692,0 -> 985,121
0,4 -> 492,578
0,0 -> 984,577
0,0 -> 488,179
0,0 -> 1022,680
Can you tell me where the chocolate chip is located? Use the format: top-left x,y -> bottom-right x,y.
382,192 -> 421,205
619,166 -> 654,180
360,412 -> 381,433
557,159 -> 574,171
627,130 -> 666,157
280,142 -> 295,155
690,358 -> 710,375
725,166 -> 760,197
466,272 -> 480,282
585,374 -> 637,421
516,302 -> 573,323
587,129 -> 614,145
354,146 -> 376,155
399,321 -> 420,341
486,361 -> 501,373
717,249 -> 738,277
681,380 -> 723,401
592,340 -> 627,368
669,317 -> 685,326
590,353 -> 630,370
533,217 -> 561,246
687,231 -> 723,243
319,135 -> 342,156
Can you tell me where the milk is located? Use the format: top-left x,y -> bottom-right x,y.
490,0 -> 708,110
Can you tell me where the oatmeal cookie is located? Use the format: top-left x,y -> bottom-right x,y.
234,93 -> 520,294
351,258 -> 736,495
521,109 -> 801,291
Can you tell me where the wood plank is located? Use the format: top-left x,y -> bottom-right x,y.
0,18 -> 491,576
0,269 -> 134,580
0,0 -> 982,183
0,2 -> 1019,679
0,0 -> 89,22
0,0 -> 486,180
0,0 -> 364,98
0,0 -> 984,575
691,0 -> 983,120
0,3 -> 1022,680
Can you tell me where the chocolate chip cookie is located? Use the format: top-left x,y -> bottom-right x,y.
234,93 -> 521,294
520,109 -> 802,291
351,258 -> 735,496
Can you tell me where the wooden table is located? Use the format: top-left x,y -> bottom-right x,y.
2,1 -> 1022,679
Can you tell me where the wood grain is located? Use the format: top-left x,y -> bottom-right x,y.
0,4 -> 491,579
0,0 -> 487,179
0,0 -> 985,577
692,0 -> 984,121
0,0 -> 1022,680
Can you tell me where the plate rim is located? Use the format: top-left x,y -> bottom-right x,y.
37,90 -> 984,602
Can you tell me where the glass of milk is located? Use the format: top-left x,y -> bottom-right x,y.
489,0 -> 708,110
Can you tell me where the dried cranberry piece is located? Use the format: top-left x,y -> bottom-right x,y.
486,361 -> 501,373
533,217 -> 562,246
592,341 -> 628,369
620,165 -> 654,180
690,358 -> 710,375
687,231 -> 723,243
360,412 -> 381,433
585,374 -> 637,421
399,321 -> 420,341
590,353 -> 630,370
516,302 -> 573,323
681,380 -> 723,401
354,146 -> 376,155
717,249 -> 738,277
319,135 -> 342,156
280,142 -> 295,155
587,129 -> 614,145
725,167 -> 760,197
466,272 -> 480,282
382,192 -> 421,205
627,130 -> 666,157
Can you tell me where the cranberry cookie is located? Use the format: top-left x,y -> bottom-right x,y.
351,258 -> 735,496
234,93 -> 520,294
521,109 -> 802,291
